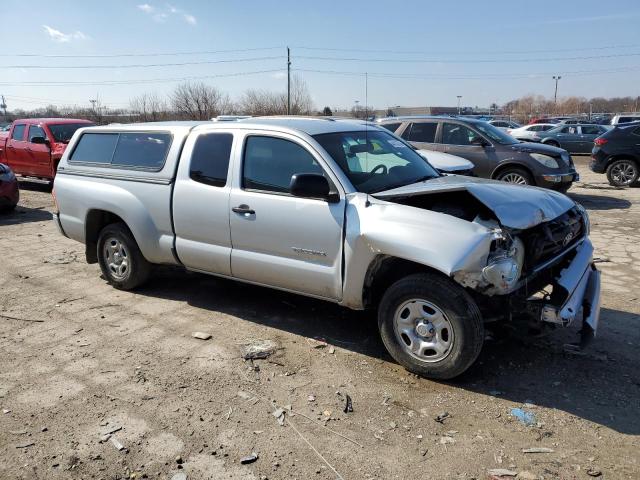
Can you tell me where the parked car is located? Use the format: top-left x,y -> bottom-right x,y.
590,122 -> 640,187
416,150 -> 475,175
0,123 -> 12,132
487,119 -> 521,131
528,117 -> 563,125
53,118 -> 600,379
0,162 -> 19,212
0,118 -> 94,183
533,124 -> 611,154
507,123 -> 557,141
376,116 -> 577,191
610,114 -> 640,126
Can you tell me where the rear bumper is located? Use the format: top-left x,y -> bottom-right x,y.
589,150 -> 608,173
540,240 -> 601,342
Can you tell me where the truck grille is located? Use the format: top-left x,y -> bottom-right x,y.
522,207 -> 584,271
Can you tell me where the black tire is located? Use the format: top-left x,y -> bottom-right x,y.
554,183 -> 571,194
495,167 -> 534,186
544,140 -> 560,148
606,159 -> 639,187
0,203 -> 17,213
377,273 -> 484,379
97,222 -> 151,290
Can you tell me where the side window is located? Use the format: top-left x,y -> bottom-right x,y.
380,122 -> 401,133
111,133 -> 171,169
442,123 -> 480,146
28,125 -> 46,142
493,121 -> 507,128
11,124 -> 25,141
189,133 -> 233,187
541,125 -> 554,131
243,136 -> 323,194
560,126 -> 572,134
406,122 -> 437,143
528,125 -> 541,132
581,126 -> 600,135
69,133 -> 119,164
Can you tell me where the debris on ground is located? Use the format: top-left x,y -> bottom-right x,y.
328,346 -> 335,354
272,408 -> 285,426
110,437 -> 125,451
241,340 -> 278,360
439,436 -> 455,445
306,337 -> 328,349
307,395 -> 316,402
516,472 -> 539,480
240,453 -> 258,464
15,442 -> 35,449
510,408 -> 536,426
171,473 -> 187,480
191,331 -> 212,340
435,411 -> 450,423
487,469 -> 517,478
522,447 -> 554,453
343,394 -> 353,413
586,468 -> 603,477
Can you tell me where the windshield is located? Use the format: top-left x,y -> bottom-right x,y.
476,122 -> 520,145
49,123 -> 94,143
313,130 -> 439,194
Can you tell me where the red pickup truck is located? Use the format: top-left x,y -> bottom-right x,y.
0,118 -> 94,181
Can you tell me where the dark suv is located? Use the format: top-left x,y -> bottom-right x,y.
590,122 -> 640,187
377,116 -> 578,191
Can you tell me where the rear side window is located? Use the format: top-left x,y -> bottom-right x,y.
528,125 -> 541,132
379,122 -> 401,133
404,122 -> 437,143
581,126 -> 601,135
70,132 -> 171,170
11,124 -> 25,140
243,136 -> 323,194
190,133 -> 233,187
70,133 -> 119,164
540,125 -> 554,131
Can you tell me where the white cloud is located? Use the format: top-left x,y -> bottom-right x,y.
137,3 -> 154,13
42,25 -> 88,43
138,3 -> 196,25
271,72 -> 287,80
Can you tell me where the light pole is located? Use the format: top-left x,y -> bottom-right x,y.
553,76 -> 561,105
354,100 -> 360,118
456,95 -> 462,115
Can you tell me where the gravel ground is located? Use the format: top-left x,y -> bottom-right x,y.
1,156 -> 639,480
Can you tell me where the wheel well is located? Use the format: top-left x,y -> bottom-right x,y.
605,155 -> 639,169
491,163 -> 533,180
362,255 -> 445,310
85,210 -> 125,264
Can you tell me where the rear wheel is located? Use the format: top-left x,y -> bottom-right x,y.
606,159 -> 639,187
377,273 -> 484,379
97,222 -> 151,290
496,167 -> 534,186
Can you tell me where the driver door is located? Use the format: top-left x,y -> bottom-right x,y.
441,122 -> 495,177
27,125 -> 52,177
229,132 -> 345,300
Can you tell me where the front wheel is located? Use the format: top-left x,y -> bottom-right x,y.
496,167 -> 534,186
606,159 -> 639,187
97,222 -> 151,290
378,273 -> 484,379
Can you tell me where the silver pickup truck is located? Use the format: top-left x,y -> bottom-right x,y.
53,117 -> 601,379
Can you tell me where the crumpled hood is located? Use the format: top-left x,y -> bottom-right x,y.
372,175 -> 575,230
416,149 -> 475,172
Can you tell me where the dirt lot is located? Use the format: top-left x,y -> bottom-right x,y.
1,156 -> 639,480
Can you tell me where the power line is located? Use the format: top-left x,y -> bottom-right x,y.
295,51 -> 640,64
291,43 -> 640,55
0,68 -> 285,87
0,46 -> 285,58
2,56 -> 283,70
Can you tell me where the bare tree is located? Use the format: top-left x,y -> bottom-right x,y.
171,82 -> 234,120
239,74 -> 313,116
129,93 -> 168,122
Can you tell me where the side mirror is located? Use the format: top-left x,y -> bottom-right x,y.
290,173 -> 337,202
471,136 -> 489,147
31,136 -> 49,146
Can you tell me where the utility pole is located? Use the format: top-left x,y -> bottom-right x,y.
0,95 -> 6,118
287,47 -> 291,115
457,95 -> 462,115
553,76 -> 561,105
365,73 -> 368,120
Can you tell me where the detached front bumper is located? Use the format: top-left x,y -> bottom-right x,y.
540,239 -> 601,343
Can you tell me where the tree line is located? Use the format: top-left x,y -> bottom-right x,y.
502,94 -> 640,121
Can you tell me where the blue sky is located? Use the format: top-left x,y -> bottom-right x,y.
1,0 -> 640,112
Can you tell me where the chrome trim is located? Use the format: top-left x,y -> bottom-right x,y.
56,168 -> 172,185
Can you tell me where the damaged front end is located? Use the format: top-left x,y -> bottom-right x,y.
373,177 -> 601,344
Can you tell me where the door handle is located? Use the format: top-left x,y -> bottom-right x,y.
232,204 -> 255,215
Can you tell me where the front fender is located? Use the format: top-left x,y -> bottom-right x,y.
340,194 -> 496,309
